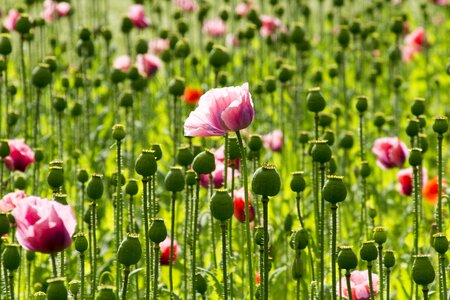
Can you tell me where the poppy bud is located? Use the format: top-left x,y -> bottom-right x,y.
192,150 -> 216,175
339,132 -> 354,149
96,285 -> 116,300
0,213 -> 10,235
337,26 -> 350,48
299,132 -> 309,144
306,87 -> 326,113
3,244 -> 20,271
323,175 -> 347,204
322,130 -> 335,146
409,148 -> 422,167
356,95 -> 368,113
135,150 -> 157,177
290,171 -> 306,193
228,137 -> 241,160
412,255 -> 435,286
77,169 -> 89,184
328,157 -> 337,175
0,34 -> 12,56
252,164 -> 281,197
74,232 -> 88,253
292,255 -> 304,280
432,116 -> 448,134
185,170 -> 197,186
112,124 -> 126,141
411,98 -> 425,117
0,140 -> 10,158
169,77 -> 186,96
209,45 -> 229,68
432,233 -> 449,254
360,240 -> 378,262
290,228 -> 308,250
254,226 -> 264,246
383,250 -> 396,268
406,119 -> 420,137
319,113 -> 333,128
373,112 -> 385,129
111,69 -> 126,84
119,92 -> 133,108
278,64 -> 294,83
248,135 -> 263,152
135,38 -> 148,54
210,189 -> 234,221
150,144 -> 162,161
118,233 -> 142,266
165,167 -> 185,192
337,246 -> 358,270
311,140 -> 332,163
15,14 -> 32,34
373,227 -> 387,245
46,278 -> 68,300
86,174 -> 104,200
149,218 -> 167,244
174,39 -> 190,58
390,17 -> 403,35
53,96 -> 67,112
32,64 -> 52,89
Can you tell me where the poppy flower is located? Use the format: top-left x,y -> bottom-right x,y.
233,188 -> 254,223
160,237 -> 179,265
397,167 -> 428,196
337,270 -> 379,300
129,4 -> 150,29
371,137 -> 408,169
4,139 -> 35,172
183,87 -> 202,105
263,129 -> 283,152
423,177 -> 448,205
0,190 -> 27,212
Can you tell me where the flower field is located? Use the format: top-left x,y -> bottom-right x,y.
0,0 -> 449,299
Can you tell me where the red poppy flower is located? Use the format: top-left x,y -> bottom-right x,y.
423,177 -> 447,205
183,87 -> 203,105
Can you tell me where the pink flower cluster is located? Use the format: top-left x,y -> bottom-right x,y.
112,53 -> 162,78
402,27 -> 427,62
4,139 -> 35,173
42,0 -> 72,22
259,15 -> 286,39
202,18 -> 227,37
338,270 -> 379,300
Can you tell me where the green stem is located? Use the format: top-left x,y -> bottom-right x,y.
143,177 -> 150,300
413,166 -> 419,255
296,280 -> 300,300
221,222 -> 229,300
153,245 -> 160,300
440,254 -> 447,300
319,164 -> 325,300
116,139 -> 122,295
80,253 -> 85,300
50,253 -> 58,277
92,201 -> 98,295
224,133 -> 228,189
437,135 -> 443,232
192,179 -> 200,300
58,112 -> 63,160
378,245 -> 384,300
169,192 -> 176,300
20,38 -> 29,140
8,271 -> 13,300
386,268 -> 390,300
345,271 -> 353,300
259,247 -> 264,300
183,184 -> 191,300
121,266 -> 130,300
209,174 -> 217,270
33,89 -> 42,148
423,286 -> 429,300
262,197 -> 269,300
331,204 -> 338,300
368,264 -> 375,300
235,130 -> 255,300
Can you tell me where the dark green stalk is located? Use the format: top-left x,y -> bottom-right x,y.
209,174 -> 217,270
115,139 -> 123,295
80,253 -> 85,300
331,204 -> 338,300
345,270 -> 353,300
8,271 -> 13,300
386,268 -> 391,300
183,185 -> 191,300
169,192 -> 176,300
173,96 -> 178,163
378,245 -> 384,300
221,222 -> 229,300
192,178 -> 200,300
51,253 -> 58,277
368,263 -> 375,300
423,286 -> 429,300
153,244 -> 160,300
91,200 -> 98,296
235,130 -> 255,300
33,89 -> 42,147
413,166 -> 419,255
27,260 -> 31,300
142,177 -> 150,300
57,112 -> 63,160
439,254 -> 447,300
80,184 -> 85,233
121,266 -> 130,300
319,164 -> 325,300
19,38 -> 29,140
262,197 -> 269,300
259,247 -> 264,300
437,134 -> 443,231
224,133 -> 228,189
296,280 -> 300,300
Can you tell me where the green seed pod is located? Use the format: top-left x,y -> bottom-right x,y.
284,214 -> 293,232
373,112 -> 385,129
292,254 -> 304,280
311,140 -> 332,163
52,95 -> 67,112
0,140 -> 10,158
192,144 -> 202,157
33,291 -> 46,300
77,169 -> 89,183
71,102 -> 82,117
165,167 -> 185,192
47,166 -> 64,190
356,95 -> 368,113
248,135 -> 263,152
419,134 -> 428,153
373,227 -> 387,245
96,285 -> 116,300
432,116 -> 448,134
290,171 -> 306,193
432,233 -> 449,254
0,213 -> 10,235
252,164 -> 281,197
112,124 -> 126,141
86,174 -> 103,200
174,38 -> 190,58
210,189 -> 234,221
195,273 -> 207,295
209,45 -> 230,68
14,175 -> 27,190
68,280 -> 80,297
337,246 -> 358,270
101,27 -> 112,42
185,170 -> 197,186
319,113 -> 333,128
411,98 -> 425,116
323,175 -> 347,204
26,251 -> 36,262
118,233 -> 142,266
360,240 -> 378,262
149,218 -> 167,244
168,77 -> 186,96
306,87 -> 326,113
47,278 -> 68,300
418,115 -> 426,129
150,144 -> 163,161
265,76 -> 277,93
383,250 -> 396,268
360,161 -> 371,178
135,38 -> 148,54
322,130 -> 335,146
409,148 -> 422,167
74,232 -> 88,253
406,119 -> 420,137
111,69 -> 126,84
290,228 -> 308,250
125,179 -> 139,196
54,193 -> 68,205
254,226 -> 264,246
390,17 -> 403,35
339,132 -> 354,149
135,150 -> 157,177
337,26 -> 350,48
192,150 -> 216,175
412,255 -> 435,286
299,132 -> 309,144
33,148 -> 43,163
350,19 -> 361,35
32,64 -> 52,89
3,244 -> 20,270
44,56 -> 57,73
119,92 -> 133,108
388,46 -> 401,64
278,64 -> 294,83
76,39 -> 95,58
15,14 -> 32,34
0,34 -> 12,56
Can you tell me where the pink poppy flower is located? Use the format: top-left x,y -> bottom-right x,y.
3,9 -> 20,31
432,0 -> 448,5
0,190 -> 27,212
129,4 -> 150,29
174,0 -> 198,12
402,45 -> 417,62
233,188 -> 254,223
184,83 -> 254,137
136,54 -> 161,78
43,0 -> 71,21
337,270 -> 379,300
263,129 -> 283,152
199,161 -> 240,188
397,167 -> 428,196
56,2 -> 71,16
12,196 -> 77,253
113,55 -> 132,72
372,137 -> 408,169
148,38 -> 170,55
160,237 -> 179,265
405,27 -> 427,51
4,139 -> 35,172
235,2 -> 253,17
214,145 -> 241,169
260,15 -> 282,38
202,18 -> 227,37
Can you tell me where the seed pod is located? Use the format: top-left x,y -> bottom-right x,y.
0,212 -> 10,235
339,132 -> 354,149
176,146 -> 194,167
96,285 -> 116,300
0,140 -> 10,158
299,132 -> 309,144
373,227 -> 387,245
112,124 -> 126,141
432,116 -> 448,134
252,164 -> 281,197
15,14 -> 32,34
409,148 -> 422,167
248,135 -> 263,152
192,150 -> 216,175
86,174 -> 104,200
290,228 -> 308,250
119,92 -> 133,108
33,291 -> 46,300
149,218 -> 167,244
46,277 -> 68,300
432,233 -> 449,254
47,166 -> 64,190
54,193 -> 68,205
360,240 -> 378,262
151,144 -> 163,161
360,161 -> 371,178
337,246 -> 358,270
74,232 -> 88,253
32,64 -> 52,89
383,250 -> 396,268
322,130 -> 335,146
209,45 -> 229,68
77,169 -> 89,183
311,140 -> 332,163
118,233 -> 142,266
406,119 -> 420,137
165,167 -> 185,192
125,179 -> 139,196
3,244 -> 20,271
356,95 -> 368,113
411,98 -> 425,116
323,175 -> 347,204
0,34 -> 12,56
412,255 -> 435,286
168,77 -> 186,96
68,280 -> 81,297
135,150 -> 157,177
185,170 -> 197,186
195,273 -> 207,295
210,189 -> 234,221
290,171 -> 306,193
306,87 -> 326,113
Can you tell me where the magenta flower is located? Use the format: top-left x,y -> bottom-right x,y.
148,38 -> 170,55
259,15 -> 283,38
12,196 -> 77,253
397,167 -> 428,196
129,4 -> 150,29
0,190 -> 26,212
136,54 -> 161,78
372,137 -> 408,169
200,161 -> 240,188
174,0 -> 198,12
113,55 -> 132,72
202,18 -> 227,37
4,139 -> 35,172
337,270 -> 379,300
3,9 -> 20,31
263,129 -> 283,152
402,27 -> 428,62
184,83 -> 254,137
160,237 -> 179,265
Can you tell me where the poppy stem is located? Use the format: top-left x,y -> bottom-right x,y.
386,268 -> 391,300
235,130 -> 255,300
169,192 -> 176,300
368,263 -> 375,300
437,134 -> 443,232
221,221 -> 229,300
262,196 -> 269,300
345,270 -> 353,300
378,244 -> 384,300
153,244 -> 160,300
192,178 -> 200,300
142,177 -> 150,300
331,203 -> 338,300
115,138 -> 123,295
50,253 -> 58,277
120,265 -> 130,300
80,253 -> 85,300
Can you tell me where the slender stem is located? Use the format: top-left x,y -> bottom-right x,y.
378,245 -> 384,300
331,204 -> 338,300
209,174 -> 217,270
50,253 -> 58,277
224,133 -> 228,189
80,253 -> 85,300
235,130 -> 255,300
437,135 -> 443,231
8,271 -> 13,300
386,268 -> 391,300
345,271 -> 353,300
192,179 -> 200,300
20,38 -> 29,140
169,192 -> 176,300
33,89 -> 42,148
262,197 -> 269,300
319,164 -> 325,300
92,201 -> 98,295
183,185 -> 191,300
413,166 -> 419,255
116,139 -> 122,295
296,280 -> 300,300
259,247 -> 264,300
153,245 -> 160,300
121,266 -> 130,300
58,112 -> 63,160
423,286 -> 429,300
368,264 -> 375,300
221,222 -> 229,300
143,177 -> 150,300
440,254 -> 447,300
